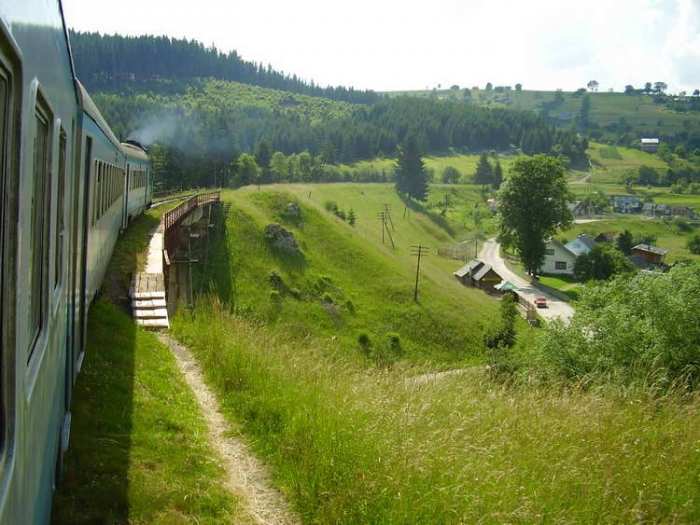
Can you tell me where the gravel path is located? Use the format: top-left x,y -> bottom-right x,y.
157,333 -> 299,525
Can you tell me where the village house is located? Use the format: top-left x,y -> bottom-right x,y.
454,259 -> 503,294
564,233 -> 597,257
611,195 -> 643,213
641,138 -> 659,152
539,238 -> 577,275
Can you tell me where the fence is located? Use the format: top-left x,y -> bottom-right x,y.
163,191 -> 220,232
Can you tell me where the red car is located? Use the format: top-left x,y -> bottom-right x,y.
535,296 -> 547,308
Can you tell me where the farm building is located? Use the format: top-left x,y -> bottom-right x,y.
641,138 -> 659,152
629,244 -> 668,268
454,260 -> 503,294
595,231 -> 617,243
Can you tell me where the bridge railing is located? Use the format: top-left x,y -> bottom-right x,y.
163,190 -> 220,232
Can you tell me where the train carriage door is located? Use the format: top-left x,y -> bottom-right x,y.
0,35 -> 20,488
76,136 -> 92,371
123,164 -> 130,230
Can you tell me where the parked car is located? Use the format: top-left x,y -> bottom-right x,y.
535,296 -> 547,308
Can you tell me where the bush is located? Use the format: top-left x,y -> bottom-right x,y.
687,232 -> 700,254
537,262 -> 700,389
269,290 -> 281,303
357,330 -> 372,355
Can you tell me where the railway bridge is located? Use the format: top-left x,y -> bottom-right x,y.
130,191 -> 221,328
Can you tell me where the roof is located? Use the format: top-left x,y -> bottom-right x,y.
595,232 -> 616,242
454,259 -> 483,278
495,281 -> 520,291
571,234 -> 597,251
632,244 -> 668,256
641,138 -> 660,144
473,263 -> 498,282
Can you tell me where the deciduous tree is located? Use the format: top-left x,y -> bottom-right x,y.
497,155 -> 573,276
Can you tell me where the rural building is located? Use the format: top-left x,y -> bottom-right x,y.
454,259 -> 503,294
641,138 -> 660,152
565,234 -> 597,256
669,206 -> 697,220
630,244 -> 668,267
567,200 -> 592,217
611,195 -> 643,213
539,238 -> 577,275
595,231 -> 617,243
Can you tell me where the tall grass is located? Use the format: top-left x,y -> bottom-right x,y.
173,299 -> 700,523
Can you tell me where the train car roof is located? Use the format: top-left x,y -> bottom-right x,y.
121,140 -> 150,162
75,80 -> 122,150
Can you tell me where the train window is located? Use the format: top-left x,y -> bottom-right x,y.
28,99 -> 52,358
0,64 -> 8,452
54,130 -> 66,289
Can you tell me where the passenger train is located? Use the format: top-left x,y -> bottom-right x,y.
0,1 -> 153,522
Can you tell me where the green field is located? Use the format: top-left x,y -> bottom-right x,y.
167,183 -> 700,523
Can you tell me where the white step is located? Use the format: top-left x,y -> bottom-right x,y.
136,318 -> 170,328
130,291 -> 166,300
134,308 -> 169,319
133,298 -> 167,308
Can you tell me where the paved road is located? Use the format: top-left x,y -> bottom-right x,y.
479,239 -> 575,323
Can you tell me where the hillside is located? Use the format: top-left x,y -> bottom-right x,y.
199,183 -> 502,362
164,184 -> 700,523
387,86 -> 700,152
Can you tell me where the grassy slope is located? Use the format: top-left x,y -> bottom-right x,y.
52,209 -> 242,524
204,184 -> 501,362
171,185 -> 700,523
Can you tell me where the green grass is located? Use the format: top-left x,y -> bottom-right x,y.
538,274 -> 583,301
203,184 -> 499,362
172,298 -> 700,523
52,210 -> 242,524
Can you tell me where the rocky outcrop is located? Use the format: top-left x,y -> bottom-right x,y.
264,223 -> 302,256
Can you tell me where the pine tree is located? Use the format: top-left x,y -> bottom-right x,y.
395,132 -> 428,200
492,161 -> 504,189
474,152 -> 493,189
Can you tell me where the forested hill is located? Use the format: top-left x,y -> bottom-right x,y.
68,30 -> 380,105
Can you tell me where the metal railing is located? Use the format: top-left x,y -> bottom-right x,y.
163,191 -> 220,232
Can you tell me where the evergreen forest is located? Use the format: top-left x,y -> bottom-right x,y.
70,31 -> 588,191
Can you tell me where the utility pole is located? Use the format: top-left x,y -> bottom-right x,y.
376,210 -> 395,248
411,245 -> 429,302
381,203 -> 395,230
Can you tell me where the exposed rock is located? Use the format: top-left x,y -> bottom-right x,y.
264,223 -> 302,256
285,202 -> 301,218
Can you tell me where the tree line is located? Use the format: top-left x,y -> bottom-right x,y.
69,31 -> 380,105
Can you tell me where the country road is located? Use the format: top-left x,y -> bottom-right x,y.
479,239 -> 575,323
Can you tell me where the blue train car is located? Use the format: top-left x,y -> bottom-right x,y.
0,2 -> 152,522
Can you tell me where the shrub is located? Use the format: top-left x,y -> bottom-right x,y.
357,330 -> 372,355
687,232 -> 700,254
324,200 -> 338,213
269,290 -> 281,303
268,269 -> 283,290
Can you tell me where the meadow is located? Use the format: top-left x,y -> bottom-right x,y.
170,183 -> 700,523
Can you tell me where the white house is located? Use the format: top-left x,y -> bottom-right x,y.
564,234 -> 597,257
539,238 -> 577,275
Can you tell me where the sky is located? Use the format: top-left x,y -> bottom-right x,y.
62,0 -> 700,95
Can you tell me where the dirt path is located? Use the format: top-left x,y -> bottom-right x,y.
157,333 -> 299,525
